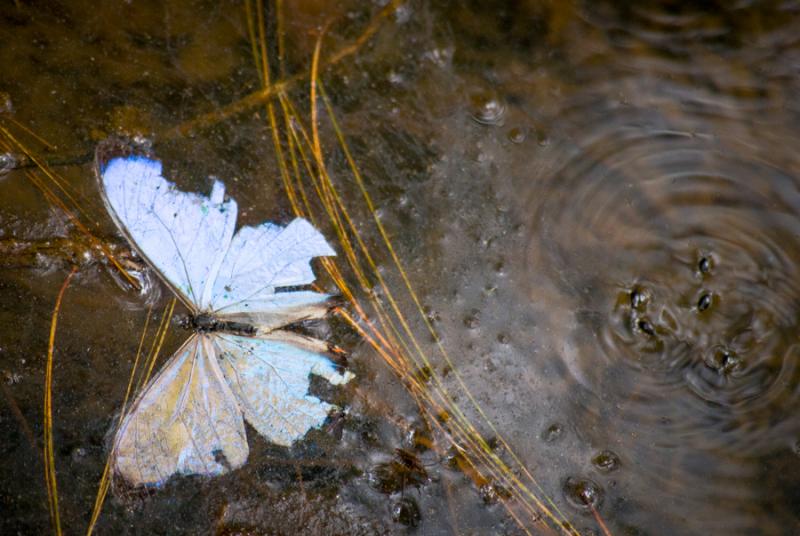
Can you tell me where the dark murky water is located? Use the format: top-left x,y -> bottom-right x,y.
2,1 -> 800,534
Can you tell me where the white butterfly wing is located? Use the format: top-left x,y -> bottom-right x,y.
100,156 -> 237,308
208,218 -> 335,324
113,334 -> 249,486
217,290 -> 337,333
213,332 -> 353,447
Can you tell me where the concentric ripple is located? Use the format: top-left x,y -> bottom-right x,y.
530,89 -> 800,449
515,29 -> 800,527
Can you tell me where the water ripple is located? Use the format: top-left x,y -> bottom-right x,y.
512,19 -> 800,527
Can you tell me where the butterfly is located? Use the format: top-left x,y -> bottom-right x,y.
97,152 -> 353,486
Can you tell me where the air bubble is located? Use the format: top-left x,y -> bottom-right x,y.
469,91 -> 506,126
636,318 -> 656,336
704,347 -> 740,374
630,286 -> 650,311
507,126 -> 527,144
697,292 -> 712,312
698,256 -> 712,274
563,477 -> 604,511
542,423 -> 563,442
536,129 -> 550,146
592,450 -> 620,473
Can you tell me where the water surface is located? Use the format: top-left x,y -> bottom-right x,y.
2,1 -> 800,534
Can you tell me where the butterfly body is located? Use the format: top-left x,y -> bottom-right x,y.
97,151 -> 352,487
185,312 -> 257,336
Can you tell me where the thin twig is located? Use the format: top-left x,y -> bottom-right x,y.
44,267 -> 78,536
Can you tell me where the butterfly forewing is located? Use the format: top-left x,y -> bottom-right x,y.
114,334 -> 248,486
100,156 -> 237,309
213,331 -> 353,447
209,218 -> 335,314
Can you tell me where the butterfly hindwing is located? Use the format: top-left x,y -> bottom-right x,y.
101,156 -> 237,307
215,290 -> 335,333
113,334 -> 248,486
213,331 -> 353,447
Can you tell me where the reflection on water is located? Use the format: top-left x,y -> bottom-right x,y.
2,1 -> 800,534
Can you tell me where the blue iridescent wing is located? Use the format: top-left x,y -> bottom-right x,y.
100,156 -> 237,309
113,334 -> 248,486
209,218 -> 335,328
212,332 -> 353,446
